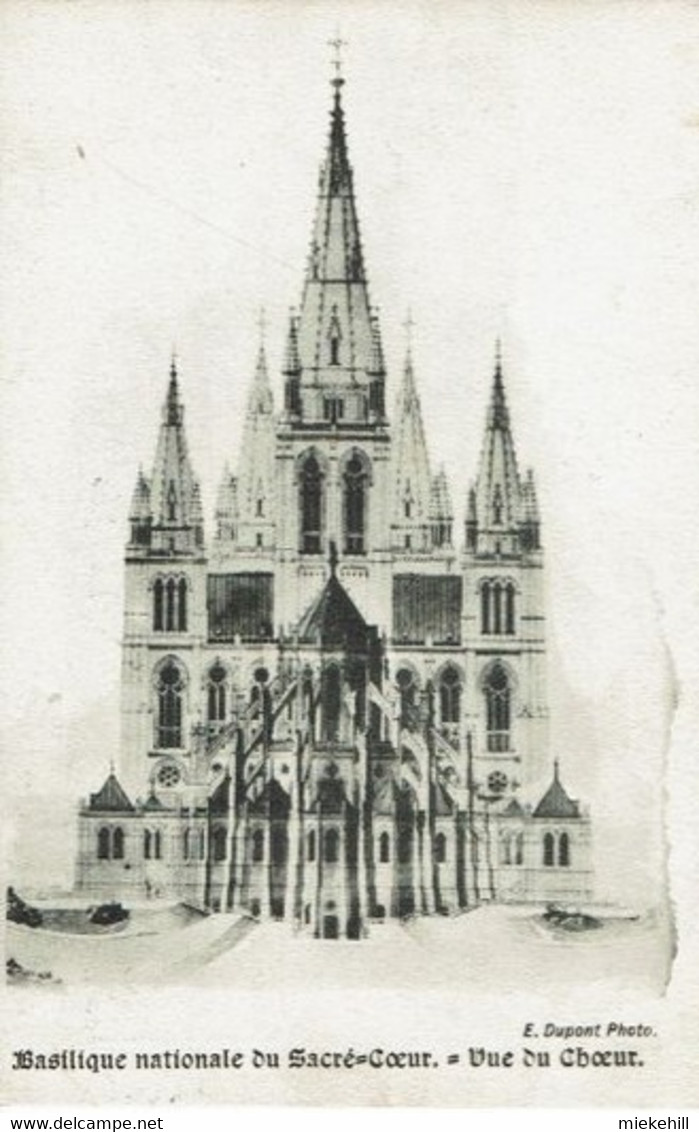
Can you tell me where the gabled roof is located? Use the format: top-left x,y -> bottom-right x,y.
502,797 -> 525,818
533,762 -> 580,819
143,790 -> 165,812
297,569 -> 369,649
88,773 -> 134,813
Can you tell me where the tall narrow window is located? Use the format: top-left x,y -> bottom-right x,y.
435,832 -> 447,864
543,832 -> 555,867
321,664 -> 342,742
480,582 -> 490,634
484,663 -> 511,752
492,582 -> 503,634
112,827 -> 124,860
344,454 -> 367,554
183,828 -> 191,861
144,829 -> 152,860
559,832 -> 570,868
396,668 -> 417,730
165,577 -> 176,630
307,829 -> 316,863
153,579 -> 164,630
330,336 -> 340,365
300,455 -> 322,555
207,663 -> 227,723
379,831 -> 390,863
177,578 -> 187,631
515,832 -> 524,866
505,583 -> 515,635
97,827 -> 110,860
157,660 -> 185,748
324,827 -> 340,864
439,666 -> 461,724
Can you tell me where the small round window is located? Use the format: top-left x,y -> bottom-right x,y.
157,763 -> 181,788
487,770 -> 508,795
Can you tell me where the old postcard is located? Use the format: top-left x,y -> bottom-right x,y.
1,0 -> 698,1110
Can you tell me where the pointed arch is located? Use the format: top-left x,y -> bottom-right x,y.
252,827 -> 264,863
307,828 -> 316,863
321,663 -> 342,742
379,831 -> 391,863
177,577 -> 187,631
559,831 -> 570,868
395,666 -> 419,730
543,831 -> 555,867
343,450 -> 370,555
299,452 -> 324,555
483,661 -> 512,752
435,832 -> 447,864
97,827 -> 110,860
153,578 -> 164,631
324,827 -> 340,863
438,664 -> 462,725
112,827 -> 124,860
207,662 -> 227,723
155,658 -> 186,749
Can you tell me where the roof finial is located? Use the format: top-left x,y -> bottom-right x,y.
328,538 -> 339,577
328,33 -> 347,90
404,308 -> 415,356
170,346 -> 178,381
257,305 -> 267,347
495,337 -> 502,372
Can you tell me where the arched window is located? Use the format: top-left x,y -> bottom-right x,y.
435,832 -> 447,864
164,577 -> 175,630
212,826 -> 227,862
505,582 -> 515,635
252,828 -> 264,863
493,485 -> 503,525
112,827 -> 124,860
207,664 -> 227,723
183,828 -> 191,861
144,829 -> 152,860
379,831 -> 390,863
177,578 -> 187,631
153,830 -> 162,860
484,663 -> 511,752
543,832 -> 555,867
97,827 -> 110,860
492,582 -> 503,634
480,581 -> 490,634
439,666 -> 461,724
156,660 -> 185,748
307,829 -> 316,863
321,664 -> 342,742
343,454 -> 367,555
396,668 -> 417,730
324,827 -> 340,864
300,455 -> 323,555
271,826 -> 287,865
501,835 -> 512,866
398,827 -> 412,864
559,832 -> 570,868
515,832 -> 524,866
167,481 -> 177,522
153,579 -> 164,630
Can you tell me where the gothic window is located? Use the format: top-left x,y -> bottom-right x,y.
543,832 -> 555,867
167,481 -> 177,522
183,828 -> 190,861
144,829 -> 151,860
252,828 -> 264,863
207,663 -> 227,723
396,668 -> 417,730
321,664 -> 342,742
439,666 -> 461,724
324,827 -> 340,864
271,826 -> 287,865
300,454 -> 323,555
256,498 -> 264,517
559,831 -> 570,868
165,577 -> 176,630
501,835 -> 512,866
480,580 -> 516,636
343,453 -> 367,555
153,579 -> 164,630
112,827 -> 124,860
156,660 -> 185,749
157,763 -> 180,788
379,831 -> 390,863
97,827 -> 110,860
484,663 -> 511,752
493,485 -> 503,525
435,832 -> 447,864
515,832 -> 524,866
307,829 -> 316,863
177,578 -> 187,630
212,826 -> 227,862
398,828 -> 412,864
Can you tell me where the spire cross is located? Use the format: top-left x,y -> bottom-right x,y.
328,34 -> 347,86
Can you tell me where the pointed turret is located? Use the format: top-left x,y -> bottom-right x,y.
147,358 -> 205,556
128,467 -> 151,548
430,465 -> 454,549
215,463 -> 238,543
290,73 -> 381,426
469,346 -> 525,555
520,467 -> 541,550
282,310 -> 302,417
235,337 -> 276,550
391,347 -> 432,551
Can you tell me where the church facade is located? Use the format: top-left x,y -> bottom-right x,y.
75,69 -> 592,937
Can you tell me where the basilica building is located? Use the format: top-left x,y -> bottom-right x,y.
75,67 -> 592,937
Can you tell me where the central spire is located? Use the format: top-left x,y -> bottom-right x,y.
288,61 -> 384,427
